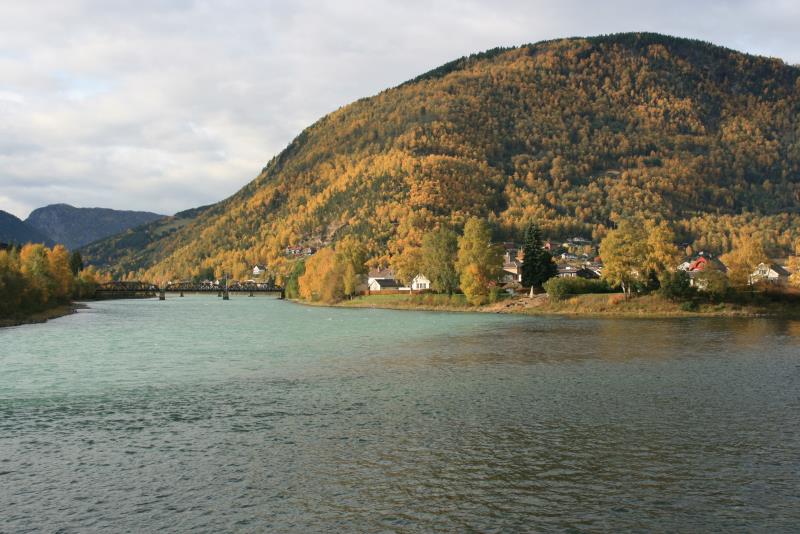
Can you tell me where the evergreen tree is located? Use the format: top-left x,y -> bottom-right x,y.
520,222 -> 557,292
69,251 -> 84,276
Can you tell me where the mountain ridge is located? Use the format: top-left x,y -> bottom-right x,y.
0,210 -> 54,247
26,204 -> 164,250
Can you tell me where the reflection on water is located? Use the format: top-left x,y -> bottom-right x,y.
1,297 -> 799,531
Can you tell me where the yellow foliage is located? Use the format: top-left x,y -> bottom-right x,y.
721,236 -> 769,288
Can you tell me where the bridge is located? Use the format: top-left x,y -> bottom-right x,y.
93,281 -> 285,300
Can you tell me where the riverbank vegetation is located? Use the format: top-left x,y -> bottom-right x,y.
291,211 -> 800,318
0,245 -> 107,322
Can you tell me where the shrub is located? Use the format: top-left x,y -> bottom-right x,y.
543,277 -> 614,301
659,270 -> 696,301
680,300 -> 699,312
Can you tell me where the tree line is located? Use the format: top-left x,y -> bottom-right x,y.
0,244 -> 106,318
289,218 -> 558,305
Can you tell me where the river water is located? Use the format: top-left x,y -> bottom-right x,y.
1,296 -> 799,532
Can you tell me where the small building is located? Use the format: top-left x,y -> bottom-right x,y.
252,264 -> 267,276
410,274 -> 431,291
557,265 -> 578,278
367,268 -> 401,292
678,253 -> 727,288
503,260 -> 522,283
749,263 -> 790,286
558,265 -> 599,279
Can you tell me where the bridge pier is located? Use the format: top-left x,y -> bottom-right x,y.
179,291 -> 184,297
249,290 -> 254,297
159,288 -> 165,301
223,288 -> 229,300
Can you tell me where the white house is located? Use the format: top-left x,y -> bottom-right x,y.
252,265 -> 267,276
503,260 -> 522,283
749,263 -> 790,286
367,268 -> 401,291
410,274 -> 431,291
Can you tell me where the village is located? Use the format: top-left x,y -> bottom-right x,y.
232,236 -> 796,298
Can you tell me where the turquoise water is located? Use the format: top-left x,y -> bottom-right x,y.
2,296 -> 800,531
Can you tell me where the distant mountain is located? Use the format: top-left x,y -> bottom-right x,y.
26,204 -> 164,249
83,33 -> 800,279
0,210 -> 54,247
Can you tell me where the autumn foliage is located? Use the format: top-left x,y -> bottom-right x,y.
0,244 -> 106,318
80,33 -> 800,283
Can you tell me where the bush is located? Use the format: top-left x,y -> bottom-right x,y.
543,277 -> 614,301
659,270 -> 696,301
680,300 -> 699,312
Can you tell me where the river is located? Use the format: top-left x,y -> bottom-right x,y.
1,296 -> 799,532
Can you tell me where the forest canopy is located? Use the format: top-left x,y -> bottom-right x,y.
81,33 -> 800,282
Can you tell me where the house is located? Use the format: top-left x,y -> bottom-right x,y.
252,264 -> 267,276
679,253 -> 727,289
557,265 -> 579,278
568,236 -> 592,246
558,265 -> 599,279
410,274 -> 432,291
503,260 -> 522,283
501,243 -> 521,264
749,263 -> 790,286
367,268 -> 401,291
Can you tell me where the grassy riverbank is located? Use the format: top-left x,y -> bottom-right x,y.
311,292 -> 800,318
0,303 -> 85,328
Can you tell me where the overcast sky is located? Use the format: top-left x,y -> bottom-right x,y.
1,0 -> 799,219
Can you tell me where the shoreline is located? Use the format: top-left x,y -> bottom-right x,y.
289,294 -> 799,319
0,303 -> 87,328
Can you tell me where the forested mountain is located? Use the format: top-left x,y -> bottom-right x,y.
0,210 -> 54,246
83,33 -> 800,280
26,204 -> 164,249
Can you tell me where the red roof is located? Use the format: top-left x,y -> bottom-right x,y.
688,256 -> 710,271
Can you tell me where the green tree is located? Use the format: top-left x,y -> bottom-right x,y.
335,236 -> 368,298
659,270 -> 695,301
420,227 -> 459,294
284,260 -> 306,299
69,251 -> 84,276
456,218 -> 503,305
520,221 -> 557,294
193,266 -> 216,283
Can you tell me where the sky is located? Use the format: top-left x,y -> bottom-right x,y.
1,0 -> 799,219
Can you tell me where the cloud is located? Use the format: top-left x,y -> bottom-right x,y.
0,0 -> 798,218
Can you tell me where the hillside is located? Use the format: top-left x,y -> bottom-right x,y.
26,204 -> 164,250
0,210 -> 54,246
83,33 -> 800,280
